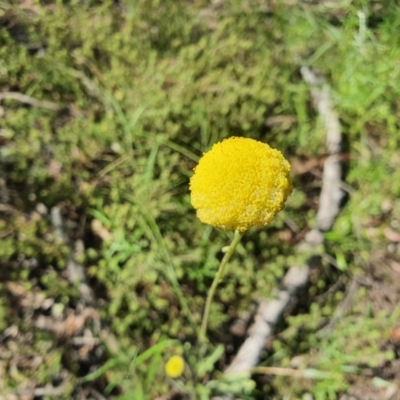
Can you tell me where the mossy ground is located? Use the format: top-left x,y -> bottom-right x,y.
1,1 -> 400,399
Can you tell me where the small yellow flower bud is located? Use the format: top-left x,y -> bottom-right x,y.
165,355 -> 185,378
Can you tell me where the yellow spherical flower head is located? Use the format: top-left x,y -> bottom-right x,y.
190,137 -> 292,232
165,355 -> 185,378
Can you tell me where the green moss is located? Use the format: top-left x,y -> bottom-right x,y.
1,0 -> 400,398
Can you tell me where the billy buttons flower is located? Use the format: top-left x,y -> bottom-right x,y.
165,355 -> 185,378
190,137 -> 292,232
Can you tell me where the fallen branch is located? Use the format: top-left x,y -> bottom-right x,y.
224,66 -> 344,375
300,66 -> 345,231
225,266 -> 309,374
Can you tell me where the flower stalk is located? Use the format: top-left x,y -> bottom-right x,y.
200,230 -> 245,339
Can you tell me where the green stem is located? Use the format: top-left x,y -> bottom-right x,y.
200,230 -> 245,340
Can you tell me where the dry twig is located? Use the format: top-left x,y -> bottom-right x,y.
0,91 -> 61,111
51,206 -> 94,304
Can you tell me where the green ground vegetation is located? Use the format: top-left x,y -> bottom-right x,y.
1,0 -> 400,399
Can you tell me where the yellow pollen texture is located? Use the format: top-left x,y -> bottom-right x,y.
189,137 -> 292,232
